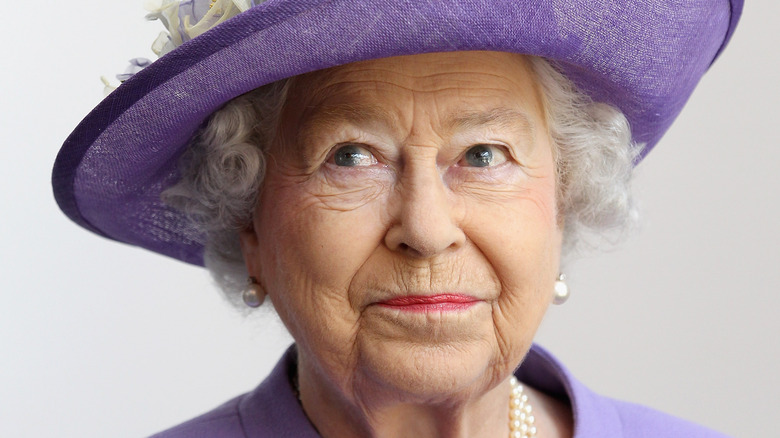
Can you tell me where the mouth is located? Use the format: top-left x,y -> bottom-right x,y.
376,294 -> 479,313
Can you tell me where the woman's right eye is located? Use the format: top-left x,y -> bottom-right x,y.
331,144 -> 377,167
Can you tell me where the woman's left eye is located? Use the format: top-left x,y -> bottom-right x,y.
331,144 -> 377,167
459,144 -> 508,168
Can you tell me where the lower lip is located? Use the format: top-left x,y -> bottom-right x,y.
377,294 -> 479,313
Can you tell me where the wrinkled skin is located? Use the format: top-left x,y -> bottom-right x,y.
241,51 -> 566,437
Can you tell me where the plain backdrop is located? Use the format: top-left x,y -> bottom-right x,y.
2,1 -> 778,437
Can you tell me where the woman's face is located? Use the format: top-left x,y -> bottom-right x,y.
241,51 -> 562,404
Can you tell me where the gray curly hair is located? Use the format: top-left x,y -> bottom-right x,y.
162,56 -> 639,307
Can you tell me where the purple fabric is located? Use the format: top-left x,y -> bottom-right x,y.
52,0 -> 743,266
149,344 -> 731,437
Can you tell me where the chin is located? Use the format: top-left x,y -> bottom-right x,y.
353,335 -> 514,403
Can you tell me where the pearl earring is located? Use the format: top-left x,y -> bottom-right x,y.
242,276 -> 265,308
553,274 -> 569,305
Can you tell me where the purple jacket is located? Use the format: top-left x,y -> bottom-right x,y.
150,345 -> 730,437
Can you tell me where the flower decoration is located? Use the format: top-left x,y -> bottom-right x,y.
102,58 -> 153,95
103,0 -> 258,95
145,0 -> 257,57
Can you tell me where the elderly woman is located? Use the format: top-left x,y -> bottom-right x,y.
52,0 -> 742,437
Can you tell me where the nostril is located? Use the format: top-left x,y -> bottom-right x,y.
397,242 -> 425,258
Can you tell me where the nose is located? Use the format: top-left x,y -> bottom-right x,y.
384,157 -> 465,258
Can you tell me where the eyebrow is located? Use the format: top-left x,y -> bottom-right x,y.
444,107 -> 536,139
299,103 -> 399,138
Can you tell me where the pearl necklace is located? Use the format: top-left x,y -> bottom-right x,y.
509,376 -> 537,438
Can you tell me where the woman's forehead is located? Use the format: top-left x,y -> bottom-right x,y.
287,51 -> 546,130
301,51 -> 539,93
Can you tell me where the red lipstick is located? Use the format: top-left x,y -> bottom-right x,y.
377,294 -> 478,312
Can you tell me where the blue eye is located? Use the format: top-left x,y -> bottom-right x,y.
332,144 -> 377,167
461,144 -> 507,167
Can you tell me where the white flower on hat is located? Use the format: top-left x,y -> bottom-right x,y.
103,1 -> 257,95
145,0 -> 256,56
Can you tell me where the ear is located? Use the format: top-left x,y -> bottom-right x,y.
239,220 -> 261,278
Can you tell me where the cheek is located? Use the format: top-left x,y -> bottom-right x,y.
463,170 -> 560,269
460,173 -> 561,345
464,199 -> 560,299
253,180 -> 396,388
254,179 -> 389,325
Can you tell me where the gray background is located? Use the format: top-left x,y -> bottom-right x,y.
2,1 -> 777,437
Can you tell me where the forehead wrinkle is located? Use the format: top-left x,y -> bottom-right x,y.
445,107 -> 536,141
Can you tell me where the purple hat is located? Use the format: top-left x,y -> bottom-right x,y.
52,0 -> 743,266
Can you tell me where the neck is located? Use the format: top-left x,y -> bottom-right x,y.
297,357 -> 513,438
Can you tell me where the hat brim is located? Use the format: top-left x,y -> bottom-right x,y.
52,0 -> 743,266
